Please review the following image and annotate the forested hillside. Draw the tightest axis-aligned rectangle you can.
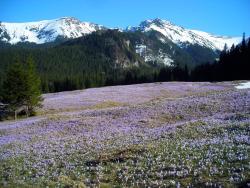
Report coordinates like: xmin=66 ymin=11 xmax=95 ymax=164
xmin=0 ymin=30 xmax=199 ymax=93
xmin=0 ymin=30 xmax=248 ymax=94
xmin=0 ymin=30 xmax=145 ymax=92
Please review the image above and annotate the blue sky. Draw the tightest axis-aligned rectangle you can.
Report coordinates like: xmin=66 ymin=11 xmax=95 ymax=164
xmin=0 ymin=0 xmax=249 ymax=36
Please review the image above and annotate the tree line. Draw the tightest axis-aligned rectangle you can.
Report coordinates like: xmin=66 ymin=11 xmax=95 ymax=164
xmin=157 ymin=34 xmax=250 ymax=82
xmin=191 ymin=33 xmax=250 ymax=81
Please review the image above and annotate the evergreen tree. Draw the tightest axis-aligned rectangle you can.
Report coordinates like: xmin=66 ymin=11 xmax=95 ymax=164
xmin=183 ymin=65 xmax=189 ymax=81
xmin=241 ymin=32 xmax=246 ymax=50
xmin=2 ymin=56 xmax=42 ymax=119
xmin=2 ymin=60 xmax=27 ymax=119
xmin=24 ymin=56 xmax=43 ymax=115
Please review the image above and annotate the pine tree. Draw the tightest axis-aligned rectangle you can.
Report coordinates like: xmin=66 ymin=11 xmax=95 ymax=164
xmin=2 ymin=60 xmax=27 ymax=119
xmin=241 ymin=32 xmax=246 ymax=50
xmin=24 ymin=56 xmax=43 ymax=115
xmin=184 ymin=65 xmax=189 ymax=81
xmin=2 ymin=56 xmax=42 ymax=119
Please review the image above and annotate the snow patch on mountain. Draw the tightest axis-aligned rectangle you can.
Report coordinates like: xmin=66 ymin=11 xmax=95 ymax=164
xmin=136 ymin=44 xmax=147 ymax=56
xmin=235 ymin=82 xmax=250 ymax=89
xmin=135 ymin=44 xmax=174 ymax=66
xmin=158 ymin=50 xmax=174 ymax=66
xmin=145 ymin=52 xmax=174 ymax=66
xmin=0 ymin=17 xmax=104 ymax=44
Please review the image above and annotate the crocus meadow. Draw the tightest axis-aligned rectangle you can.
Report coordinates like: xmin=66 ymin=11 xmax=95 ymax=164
xmin=0 ymin=82 xmax=249 ymax=187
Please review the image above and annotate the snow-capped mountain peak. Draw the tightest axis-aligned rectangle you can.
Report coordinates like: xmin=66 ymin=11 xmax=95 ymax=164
xmin=128 ymin=18 xmax=241 ymax=51
xmin=0 ymin=17 xmax=105 ymax=44
xmin=140 ymin=18 xmax=173 ymax=28
xmin=0 ymin=17 xmax=241 ymax=50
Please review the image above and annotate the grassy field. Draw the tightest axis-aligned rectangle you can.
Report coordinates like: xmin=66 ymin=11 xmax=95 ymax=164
xmin=0 ymin=82 xmax=249 ymax=187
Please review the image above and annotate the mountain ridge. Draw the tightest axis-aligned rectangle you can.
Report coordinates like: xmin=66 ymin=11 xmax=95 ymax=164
xmin=0 ymin=17 xmax=241 ymax=51
xmin=126 ymin=18 xmax=241 ymax=51
xmin=0 ymin=17 xmax=106 ymax=44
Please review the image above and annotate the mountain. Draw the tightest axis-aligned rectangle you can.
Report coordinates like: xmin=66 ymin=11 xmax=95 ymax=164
xmin=0 ymin=17 xmax=105 ymax=44
xmin=63 ymin=30 xmax=144 ymax=68
xmin=0 ymin=17 xmax=242 ymax=68
xmin=127 ymin=18 xmax=241 ymax=51
xmin=0 ymin=30 xmax=149 ymax=92
xmin=0 ymin=18 xmax=247 ymax=93
xmin=125 ymin=18 xmax=241 ymax=67
xmin=0 ymin=17 xmax=241 ymax=49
